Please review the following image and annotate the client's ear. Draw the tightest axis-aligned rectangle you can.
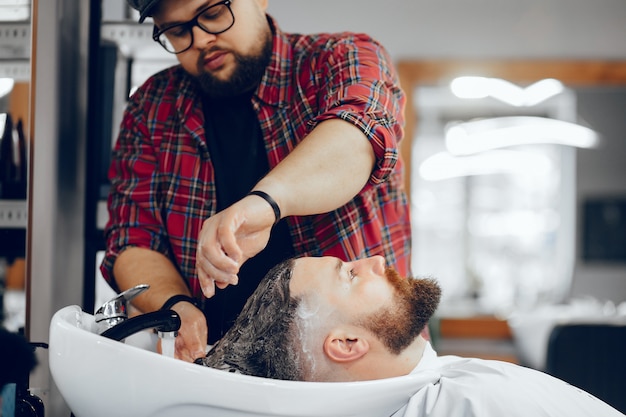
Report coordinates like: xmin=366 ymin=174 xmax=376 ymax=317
xmin=323 ymin=331 xmax=370 ymax=363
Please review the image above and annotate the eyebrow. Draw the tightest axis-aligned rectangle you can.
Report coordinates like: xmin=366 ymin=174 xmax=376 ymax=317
xmin=335 ymin=258 xmax=343 ymax=277
xmin=195 ymin=0 xmax=216 ymax=14
xmin=159 ymin=1 xmax=214 ymax=27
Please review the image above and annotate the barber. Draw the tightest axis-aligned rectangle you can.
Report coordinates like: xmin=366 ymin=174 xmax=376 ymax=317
xmin=101 ymin=0 xmax=411 ymax=362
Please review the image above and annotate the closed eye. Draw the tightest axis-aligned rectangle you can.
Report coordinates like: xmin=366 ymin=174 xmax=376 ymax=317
xmin=336 ymin=259 xmax=356 ymax=283
xmin=201 ymin=7 xmax=225 ymax=20
xmin=168 ymin=25 xmax=189 ymax=38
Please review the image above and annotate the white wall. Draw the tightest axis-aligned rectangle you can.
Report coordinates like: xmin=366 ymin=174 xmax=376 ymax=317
xmin=267 ymin=0 xmax=626 ymax=303
xmin=267 ymin=0 xmax=626 ymax=60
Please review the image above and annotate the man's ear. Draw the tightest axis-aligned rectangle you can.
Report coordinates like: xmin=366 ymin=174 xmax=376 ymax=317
xmin=323 ymin=331 xmax=370 ymax=363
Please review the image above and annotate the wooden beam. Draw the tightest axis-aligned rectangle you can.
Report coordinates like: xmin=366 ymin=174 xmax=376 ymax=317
xmin=439 ymin=316 xmax=513 ymax=340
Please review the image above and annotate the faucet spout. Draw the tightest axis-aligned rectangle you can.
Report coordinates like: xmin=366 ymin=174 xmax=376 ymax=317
xmin=100 ymin=310 xmax=181 ymax=342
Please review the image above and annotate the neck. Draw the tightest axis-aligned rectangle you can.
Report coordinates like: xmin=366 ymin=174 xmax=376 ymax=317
xmin=375 ymin=335 xmax=428 ymax=378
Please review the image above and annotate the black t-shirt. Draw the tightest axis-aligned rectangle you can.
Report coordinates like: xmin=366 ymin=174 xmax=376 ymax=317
xmin=202 ymin=92 xmax=294 ymax=344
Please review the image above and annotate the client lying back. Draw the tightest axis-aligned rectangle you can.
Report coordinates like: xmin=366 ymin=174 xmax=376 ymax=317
xmin=197 ymin=256 xmax=624 ymax=417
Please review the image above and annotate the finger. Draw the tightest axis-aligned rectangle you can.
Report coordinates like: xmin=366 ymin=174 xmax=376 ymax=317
xmin=197 ymin=253 xmax=236 ymax=283
xmin=182 ymin=330 xmax=208 ymax=361
xmin=197 ymin=253 xmax=238 ymax=287
xmin=174 ymin=342 xmax=188 ymax=361
xmin=167 ymin=341 xmax=195 ymax=362
xmin=175 ymin=336 xmax=198 ymax=363
xmin=196 ymin=264 xmax=216 ymax=298
xmin=200 ymin=276 xmax=216 ymax=298
xmin=190 ymin=344 xmax=207 ymax=361
xmin=197 ymin=219 xmax=240 ymax=274
xmin=197 ymin=238 xmax=240 ymax=277
xmin=216 ymin=219 xmax=244 ymax=265
xmin=178 ymin=347 xmax=195 ymax=363
xmin=215 ymin=280 xmax=232 ymax=290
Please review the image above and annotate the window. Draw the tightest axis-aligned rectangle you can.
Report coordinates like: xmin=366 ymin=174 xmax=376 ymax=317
xmin=411 ymin=83 xmax=582 ymax=314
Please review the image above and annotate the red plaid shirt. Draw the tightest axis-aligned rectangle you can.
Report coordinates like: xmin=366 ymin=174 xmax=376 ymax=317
xmin=101 ymin=17 xmax=411 ymax=297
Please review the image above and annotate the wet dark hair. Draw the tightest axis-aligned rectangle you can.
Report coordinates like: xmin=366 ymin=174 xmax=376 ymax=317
xmin=199 ymin=258 xmax=304 ymax=380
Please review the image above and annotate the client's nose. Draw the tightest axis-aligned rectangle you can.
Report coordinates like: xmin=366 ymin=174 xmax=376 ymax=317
xmin=354 ymin=255 xmax=386 ymax=277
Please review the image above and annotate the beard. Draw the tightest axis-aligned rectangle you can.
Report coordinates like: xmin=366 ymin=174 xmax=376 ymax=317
xmin=359 ymin=269 xmax=441 ymax=355
xmin=195 ymin=29 xmax=273 ymax=98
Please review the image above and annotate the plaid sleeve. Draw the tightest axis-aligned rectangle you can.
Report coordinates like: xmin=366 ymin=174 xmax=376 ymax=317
xmin=314 ymin=33 xmax=406 ymax=185
xmin=100 ymin=84 xmax=172 ymax=289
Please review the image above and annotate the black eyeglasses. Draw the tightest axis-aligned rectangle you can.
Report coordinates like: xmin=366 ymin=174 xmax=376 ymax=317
xmin=152 ymin=0 xmax=235 ymax=54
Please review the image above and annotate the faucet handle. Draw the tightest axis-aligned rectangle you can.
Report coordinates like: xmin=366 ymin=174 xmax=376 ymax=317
xmin=95 ymin=284 xmax=150 ymax=328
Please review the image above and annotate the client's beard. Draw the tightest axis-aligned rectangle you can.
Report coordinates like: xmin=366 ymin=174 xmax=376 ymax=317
xmin=360 ymin=269 xmax=441 ymax=355
xmin=195 ymin=31 xmax=272 ymax=98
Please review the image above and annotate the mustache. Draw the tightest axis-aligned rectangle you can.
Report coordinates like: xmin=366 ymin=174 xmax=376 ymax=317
xmin=385 ymin=267 xmax=408 ymax=288
xmin=385 ymin=267 xmax=442 ymax=308
xmin=200 ymin=46 xmax=228 ymax=57
xmin=196 ymin=46 xmax=230 ymax=68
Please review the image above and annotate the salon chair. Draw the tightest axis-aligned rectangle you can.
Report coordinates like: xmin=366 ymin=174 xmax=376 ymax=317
xmin=545 ymin=323 xmax=626 ymax=413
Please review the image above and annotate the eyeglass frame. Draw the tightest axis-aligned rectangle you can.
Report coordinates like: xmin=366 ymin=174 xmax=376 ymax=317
xmin=151 ymin=0 xmax=235 ymax=55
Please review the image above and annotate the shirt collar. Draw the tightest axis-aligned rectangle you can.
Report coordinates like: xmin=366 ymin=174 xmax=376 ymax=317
xmin=254 ymin=15 xmax=292 ymax=107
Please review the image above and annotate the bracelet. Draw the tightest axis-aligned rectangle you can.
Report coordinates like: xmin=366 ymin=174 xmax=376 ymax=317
xmin=160 ymin=294 xmax=198 ymax=311
xmin=247 ymin=190 xmax=281 ymax=226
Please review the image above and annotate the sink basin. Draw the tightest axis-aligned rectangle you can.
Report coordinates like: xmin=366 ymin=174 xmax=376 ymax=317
xmin=49 ymin=305 xmax=424 ymax=417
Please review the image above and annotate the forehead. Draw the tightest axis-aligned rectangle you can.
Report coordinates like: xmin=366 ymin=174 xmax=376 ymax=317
xmin=289 ymin=257 xmax=338 ymax=296
xmin=152 ymin=0 xmax=210 ymax=21
xmin=289 ymin=257 xmax=400 ymax=322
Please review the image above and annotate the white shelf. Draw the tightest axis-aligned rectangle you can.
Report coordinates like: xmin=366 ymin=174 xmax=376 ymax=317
xmin=0 ymin=59 xmax=29 ymax=81
xmin=0 ymin=21 xmax=30 ymax=81
xmin=101 ymin=22 xmax=177 ymax=86
xmin=0 ymin=22 xmax=30 ymax=60
xmin=0 ymin=200 xmax=28 ymax=228
xmin=101 ymin=22 xmax=172 ymax=60
xmin=101 ymin=22 xmax=152 ymax=47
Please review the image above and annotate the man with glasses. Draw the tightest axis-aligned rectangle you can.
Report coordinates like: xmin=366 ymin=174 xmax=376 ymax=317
xmin=101 ymin=0 xmax=411 ymax=363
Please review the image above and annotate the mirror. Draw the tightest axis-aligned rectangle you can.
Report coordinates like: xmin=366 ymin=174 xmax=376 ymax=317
xmin=398 ymin=60 xmax=626 ymax=312
xmin=0 ymin=16 xmax=31 ymax=335
xmin=0 ymin=9 xmax=31 ymax=416
xmin=0 ymin=81 xmax=29 ymax=331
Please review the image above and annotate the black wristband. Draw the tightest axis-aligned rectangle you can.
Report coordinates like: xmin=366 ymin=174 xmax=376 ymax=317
xmin=247 ymin=190 xmax=281 ymax=226
xmin=160 ymin=294 xmax=198 ymax=311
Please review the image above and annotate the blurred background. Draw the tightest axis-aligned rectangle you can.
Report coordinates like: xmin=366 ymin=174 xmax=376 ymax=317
xmin=0 ymin=0 xmax=625 ymax=415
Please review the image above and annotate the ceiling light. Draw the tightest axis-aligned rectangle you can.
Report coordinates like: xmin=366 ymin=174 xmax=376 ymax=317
xmin=419 ymin=150 xmax=552 ymax=181
xmin=445 ymin=116 xmax=600 ymax=156
xmin=450 ymin=77 xmax=564 ymax=107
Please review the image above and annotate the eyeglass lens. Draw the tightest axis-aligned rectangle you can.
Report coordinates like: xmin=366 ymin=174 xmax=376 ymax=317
xmin=155 ymin=2 xmax=234 ymax=54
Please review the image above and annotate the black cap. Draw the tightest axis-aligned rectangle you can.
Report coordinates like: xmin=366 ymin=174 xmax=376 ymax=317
xmin=127 ymin=0 xmax=161 ymax=23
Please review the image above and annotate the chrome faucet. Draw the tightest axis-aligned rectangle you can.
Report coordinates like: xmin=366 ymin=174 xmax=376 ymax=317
xmin=95 ymin=284 xmax=182 ymax=344
xmin=95 ymin=284 xmax=150 ymax=333
xmin=100 ymin=309 xmax=181 ymax=342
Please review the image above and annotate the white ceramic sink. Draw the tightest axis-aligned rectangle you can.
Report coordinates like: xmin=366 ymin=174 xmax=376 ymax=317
xmin=49 ymin=305 xmax=424 ymax=417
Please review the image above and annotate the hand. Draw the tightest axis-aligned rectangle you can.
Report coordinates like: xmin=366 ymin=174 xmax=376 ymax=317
xmin=158 ymin=301 xmax=207 ymax=362
xmin=196 ymin=194 xmax=276 ymax=298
